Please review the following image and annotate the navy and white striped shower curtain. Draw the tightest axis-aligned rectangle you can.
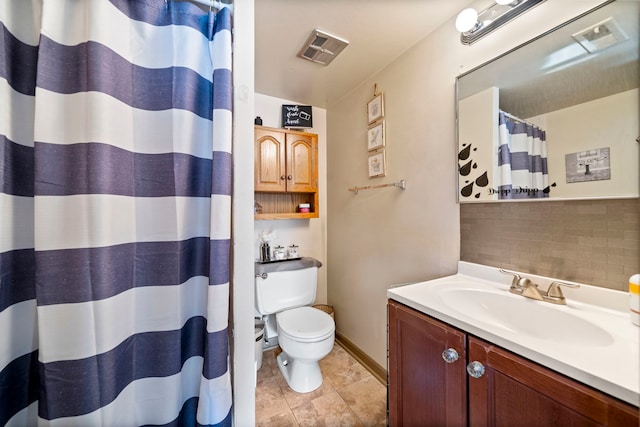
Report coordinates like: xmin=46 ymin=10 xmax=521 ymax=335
xmin=497 ymin=111 xmax=549 ymax=199
xmin=1 ymin=1 xmax=233 ymax=425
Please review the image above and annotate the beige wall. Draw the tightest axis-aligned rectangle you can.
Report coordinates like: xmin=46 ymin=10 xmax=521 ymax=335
xmin=326 ymin=0 xmax=607 ymax=368
xmin=254 ymin=93 xmax=328 ymax=304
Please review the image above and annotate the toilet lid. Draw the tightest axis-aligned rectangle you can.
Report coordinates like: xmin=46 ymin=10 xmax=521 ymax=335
xmin=276 ymin=306 xmax=335 ymax=341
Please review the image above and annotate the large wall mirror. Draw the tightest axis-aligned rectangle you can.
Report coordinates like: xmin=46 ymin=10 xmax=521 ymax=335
xmin=456 ymin=0 xmax=638 ymax=202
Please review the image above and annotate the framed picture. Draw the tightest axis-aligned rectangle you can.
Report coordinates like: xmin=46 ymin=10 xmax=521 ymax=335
xmin=368 ymin=150 xmax=386 ymax=178
xmin=565 ymin=147 xmax=610 ymax=183
xmin=367 ymin=93 xmax=384 ymax=124
xmin=367 ymin=120 xmax=385 ymax=151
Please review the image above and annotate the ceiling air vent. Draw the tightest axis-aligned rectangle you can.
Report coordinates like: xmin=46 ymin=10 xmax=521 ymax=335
xmin=572 ymin=17 xmax=629 ymax=53
xmin=297 ymin=29 xmax=349 ymax=66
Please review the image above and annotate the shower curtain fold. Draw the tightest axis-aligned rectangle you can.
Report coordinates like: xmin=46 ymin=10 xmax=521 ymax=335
xmin=1 ymin=1 xmax=232 ymax=425
xmin=497 ymin=110 xmax=549 ymax=199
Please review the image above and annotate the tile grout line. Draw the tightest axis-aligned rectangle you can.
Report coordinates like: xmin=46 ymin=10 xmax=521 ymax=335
xmin=256 ymin=344 xmax=386 ymax=426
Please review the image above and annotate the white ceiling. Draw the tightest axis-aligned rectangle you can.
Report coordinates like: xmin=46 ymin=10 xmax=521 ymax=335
xmin=254 ymin=0 xmax=475 ymax=108
xmin=458 ymin=0 xmax=639 ymax=118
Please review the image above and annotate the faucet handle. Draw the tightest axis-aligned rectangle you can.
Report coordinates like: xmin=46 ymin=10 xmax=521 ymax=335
xmin=499 ymin=269 xmax=534 ymax=291
xmin=547 ymin=281 xmax=580 ymax=300
xmin=499 ymin=269 xmax=521 ymax=288
xmin=517 ymin=277 xmax=534 ymax=288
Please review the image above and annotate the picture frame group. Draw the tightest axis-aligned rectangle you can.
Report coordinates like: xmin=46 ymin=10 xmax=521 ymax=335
xmin=367 ymin=91 xmax=386 ymax=178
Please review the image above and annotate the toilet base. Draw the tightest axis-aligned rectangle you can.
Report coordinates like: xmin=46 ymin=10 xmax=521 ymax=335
xmin=276 ymin=351 xmax=323 ymax=393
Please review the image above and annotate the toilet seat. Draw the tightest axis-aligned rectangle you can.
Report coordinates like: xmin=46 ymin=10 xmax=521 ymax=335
xmin=276 ymin=306 xmax=335 ymax=343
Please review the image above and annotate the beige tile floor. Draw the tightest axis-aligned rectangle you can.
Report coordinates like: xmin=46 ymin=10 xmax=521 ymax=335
xmin=255 ymin=343 xmax=387 ymax=426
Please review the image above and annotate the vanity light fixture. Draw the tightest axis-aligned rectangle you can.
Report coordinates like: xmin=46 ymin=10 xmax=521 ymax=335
xmin=456 ymin=0 xmax=547 ymax=45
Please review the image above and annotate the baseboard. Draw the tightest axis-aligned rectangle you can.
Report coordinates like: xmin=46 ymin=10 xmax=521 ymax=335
xmin=335 ymin=332 xmax=387 ymax=385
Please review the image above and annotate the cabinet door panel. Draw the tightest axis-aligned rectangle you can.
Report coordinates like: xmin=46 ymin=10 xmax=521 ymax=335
xmin=255 ymin=129 xmax=286 ymax=192
xmin=286 ymin=133 xmax=317 ymax=192
xmin=388 ymin=300 xmax=467 ymax=427
xmin=468 ymin=337 xmax=639 ymax=427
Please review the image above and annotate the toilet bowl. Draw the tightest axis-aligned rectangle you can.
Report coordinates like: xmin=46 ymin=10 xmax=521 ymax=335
xmin=275 ymin=306 xmax=335 ymax=393
xmin=254 ymin=257 xmax=334 ymax=393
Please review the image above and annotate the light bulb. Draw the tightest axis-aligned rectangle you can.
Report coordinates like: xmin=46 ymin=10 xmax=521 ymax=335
xmin=455 ymin=8 xmax=479 ymax=33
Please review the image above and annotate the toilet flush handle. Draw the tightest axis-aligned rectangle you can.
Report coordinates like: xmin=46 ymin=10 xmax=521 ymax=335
xmin=256 ymin=273 xmax=268 ymax=279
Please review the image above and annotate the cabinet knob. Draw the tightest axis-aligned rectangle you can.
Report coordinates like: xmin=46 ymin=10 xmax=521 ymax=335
xmin=280 ymin=175 xmax=286 ymax=180
xmin=287 ymin=175 xmax=292 ymax=180
xmin=466 ymin=361 xmax=486 ymax=378
xmin=441 ymin=348 xmax=459 ymax=364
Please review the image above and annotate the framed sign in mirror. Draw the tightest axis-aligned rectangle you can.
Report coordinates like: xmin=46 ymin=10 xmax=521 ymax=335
xmin=456 ymin=0 xmax=638 ymax=202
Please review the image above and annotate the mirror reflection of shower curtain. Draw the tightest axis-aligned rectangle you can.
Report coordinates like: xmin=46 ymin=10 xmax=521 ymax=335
xmin=497 ymin=111 xmax=549 ymax=199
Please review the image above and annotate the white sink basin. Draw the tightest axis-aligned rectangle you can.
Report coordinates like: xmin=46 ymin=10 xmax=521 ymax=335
xmin=437 ymin=287 xmax=615 ymax=347
xmin=387 ymin=262 xmax=640 ymax=406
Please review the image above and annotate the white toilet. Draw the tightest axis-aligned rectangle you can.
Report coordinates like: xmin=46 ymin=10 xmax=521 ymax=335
xmin=255 ymin=258 xmax=334 ymax=393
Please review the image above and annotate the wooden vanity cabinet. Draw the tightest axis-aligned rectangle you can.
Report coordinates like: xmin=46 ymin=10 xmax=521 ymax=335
xmin=254 ymin=126 xmax=319 ymax=219
xmin=388 ymin=300 xmax=467 ymax=427
xmin=388 ymin=299 xmax=639 ymax=427
xmin=468 ymin=337 xmax=639 ymax=427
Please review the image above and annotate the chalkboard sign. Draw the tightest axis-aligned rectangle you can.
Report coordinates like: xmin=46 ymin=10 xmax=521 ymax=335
xmin=282 ymin=105 xmax=313 ymax=128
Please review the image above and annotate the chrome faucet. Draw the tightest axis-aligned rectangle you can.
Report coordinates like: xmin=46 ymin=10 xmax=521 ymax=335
xmin=499 ymin=269 xmax=579 ymax=305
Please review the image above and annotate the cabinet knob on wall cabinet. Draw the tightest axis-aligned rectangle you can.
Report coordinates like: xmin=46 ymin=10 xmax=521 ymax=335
xmin=280 ymin=175 xmax=286 ymax=180
xmin=287 ymin=175 xmax=292 ymax=180
xmin=467 ymin=361 xmax=486 ymax=378
xmin=441 ymin=348 xmax=459 ymax=363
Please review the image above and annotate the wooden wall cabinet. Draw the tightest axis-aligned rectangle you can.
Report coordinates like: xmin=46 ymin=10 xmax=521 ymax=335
xmin=388 ymin=300 xmax=639 ymax=427
xmin=254 ymin=126 xmax=319 ymax=219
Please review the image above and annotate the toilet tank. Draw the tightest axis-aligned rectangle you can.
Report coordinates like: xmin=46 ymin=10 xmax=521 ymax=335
xmin=255 ymin=258 xmax=322 ymax=315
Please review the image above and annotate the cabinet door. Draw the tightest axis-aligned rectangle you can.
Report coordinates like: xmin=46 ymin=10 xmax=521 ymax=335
xmin=468 ymin=337 xmax=640 ymax=427
xmin=255 ymin=128 xmax=286 ymax=192
xmin=388 ymin=300 xmax=467 ymax=427
xmin=286 ymin=133 xmax=317 ymax=192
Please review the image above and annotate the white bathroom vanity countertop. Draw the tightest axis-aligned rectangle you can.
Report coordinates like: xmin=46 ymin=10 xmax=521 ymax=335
xmin=387 ymin=261 xmax=640 ymax=407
